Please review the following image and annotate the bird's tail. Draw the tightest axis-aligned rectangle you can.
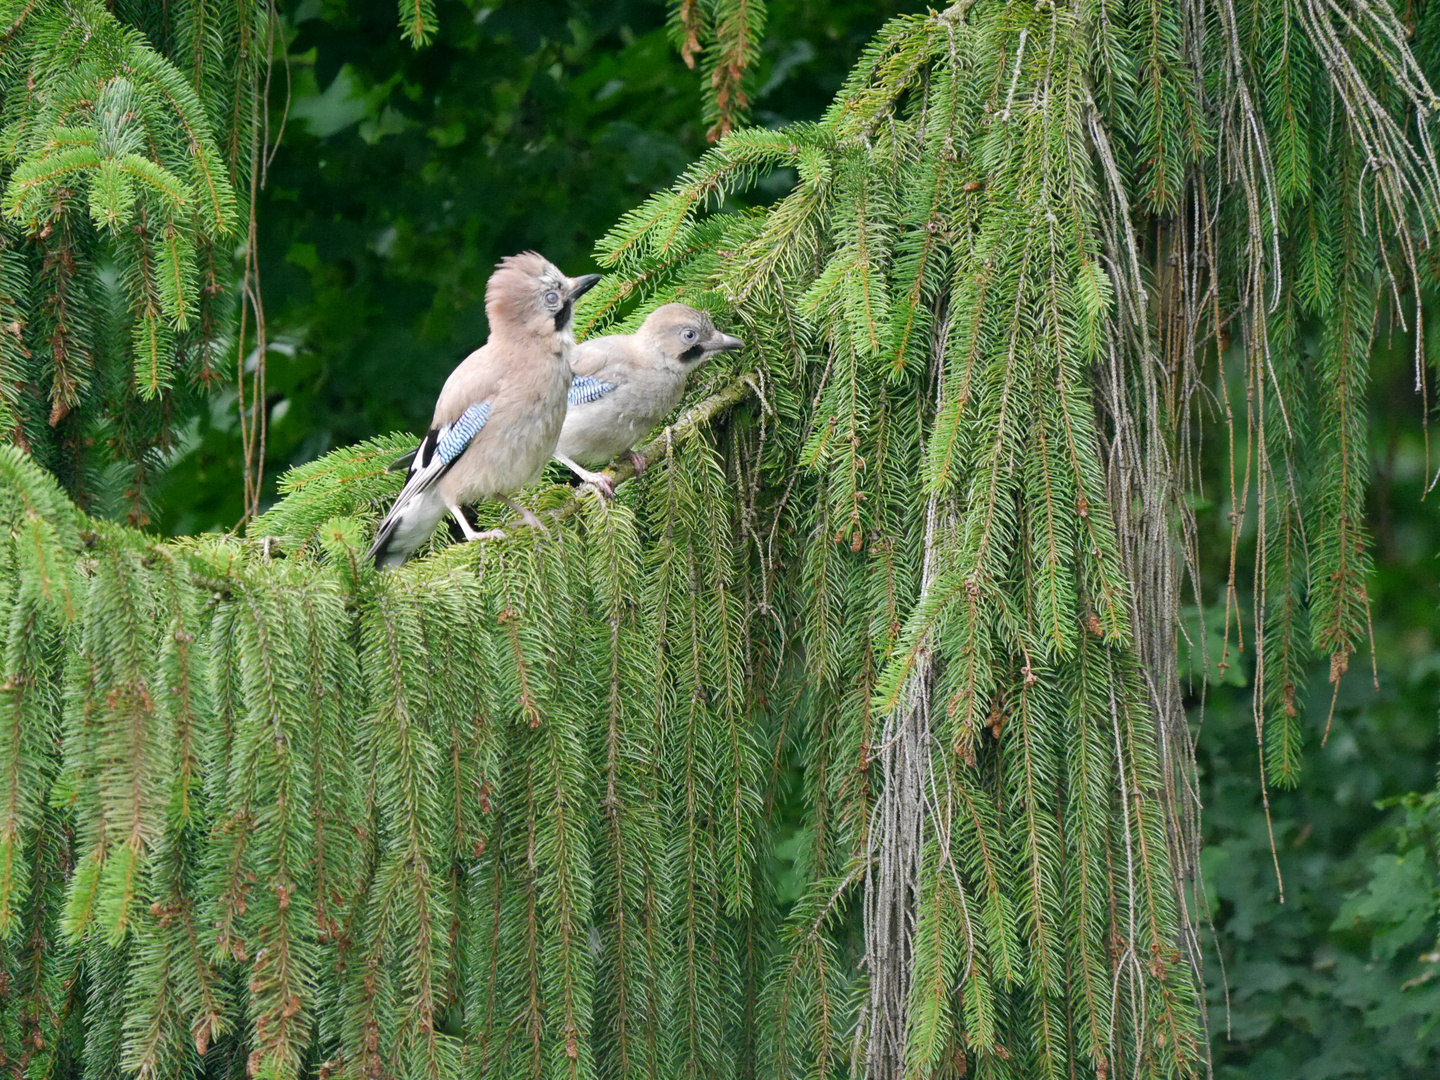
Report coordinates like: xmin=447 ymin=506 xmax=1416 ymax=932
xmin=368 ymin=486 xmax=448 ymax=569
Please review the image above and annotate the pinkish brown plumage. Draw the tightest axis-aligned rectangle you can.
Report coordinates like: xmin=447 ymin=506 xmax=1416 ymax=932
xmin=368 ymin=252 xmax=600 ymax=568
xmin=554 ymin=303 xmax=744 ymax=495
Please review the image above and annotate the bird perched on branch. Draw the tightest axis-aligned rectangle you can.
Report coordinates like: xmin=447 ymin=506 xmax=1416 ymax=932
xmin=555 ymin=303 xmax=743 ymax=496
xmin=369 ymin=252 xmax=601 ymax=568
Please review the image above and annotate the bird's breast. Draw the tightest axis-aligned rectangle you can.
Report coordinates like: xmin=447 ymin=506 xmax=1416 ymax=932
xmin=439 ymin=359 xmax=571 ymax=502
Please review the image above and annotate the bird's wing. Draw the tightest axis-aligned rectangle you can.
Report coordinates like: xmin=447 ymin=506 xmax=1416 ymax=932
xmin=569 ymin=334 xmax=644 ymax=406
xmin=573 ymin=333 xmax=644 ymax=378
xmin=433 ymin=343 xmax=507 ymax=426
xmin=382 ymin=342 xmax=510 ymax=483
xmin=568 ymin=374 xmax=616 ymax=406
xmin=395 ymin=401 xmax=494 ymax=501
xmin=368 ymin=398 xmax=493 ymax=564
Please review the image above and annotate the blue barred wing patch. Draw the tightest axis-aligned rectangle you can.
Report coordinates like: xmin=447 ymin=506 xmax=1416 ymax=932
xmin=568 ymin=375 xmax=616 ymax=406
xmin=434 ymin=402 xmax=492 ymax=465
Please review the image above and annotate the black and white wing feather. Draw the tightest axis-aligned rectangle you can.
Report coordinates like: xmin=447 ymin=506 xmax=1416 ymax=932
xmin=369 ymin=402 xmax=492 ymax=567
xmin=568 ymin=374 xmax=616 ymax=406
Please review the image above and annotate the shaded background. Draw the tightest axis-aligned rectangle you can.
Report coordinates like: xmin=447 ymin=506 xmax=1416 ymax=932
xmin=151 ymin=2 xmax=1440 ymax=1075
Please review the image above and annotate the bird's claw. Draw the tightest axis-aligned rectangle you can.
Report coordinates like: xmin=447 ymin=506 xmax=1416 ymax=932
xmin=516 ymin=507 xmax=551 ymax=535
xmin=626 ymin=450 xmax=647 ymax=477
xmin=572 ymin=465 xmax=614 ymax=498
xmin=469 ymin=528 xmax=507 ymax=542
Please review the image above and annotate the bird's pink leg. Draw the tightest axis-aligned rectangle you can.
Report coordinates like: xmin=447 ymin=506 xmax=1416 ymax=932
xmin=448 ymin=500 xmax=505 ymax=542
xmin=625 ymin=449 xmax=647 ymax=476
xmin=500 ymin=496 xmax=551 ymax=535
xmin=554 ymin=453 xmax=615 ymax=498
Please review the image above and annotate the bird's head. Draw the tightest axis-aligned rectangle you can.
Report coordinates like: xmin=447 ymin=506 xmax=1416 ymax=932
xmin=639 ymin=303 xmax=744 ymax=371
xmin=486 ymin=251 xmax=601 ymax=343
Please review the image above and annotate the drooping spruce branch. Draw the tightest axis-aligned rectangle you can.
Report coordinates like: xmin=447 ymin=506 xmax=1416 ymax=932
xmin=0 ymin=0 xmax=270 ymax=522
xmin=667 ymin=0 xmax=767 ymax=141
xmin=4 ymin=3 xmax=1440 ymax=1080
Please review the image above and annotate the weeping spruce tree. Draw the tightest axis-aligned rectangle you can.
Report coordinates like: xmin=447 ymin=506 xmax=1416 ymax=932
xmin=3 ymin=0 xmax=1440 ymax=1078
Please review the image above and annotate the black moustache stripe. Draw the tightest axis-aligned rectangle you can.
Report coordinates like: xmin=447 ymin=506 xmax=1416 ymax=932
xmin=554 ymin=298 xmax=574 ymax=332
xmin=679 ymin=343 xmax=705 ymax=363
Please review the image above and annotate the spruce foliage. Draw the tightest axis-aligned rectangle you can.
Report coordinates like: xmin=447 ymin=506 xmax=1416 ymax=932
xmin=3 ymin=3 xmax=1440 ymax=1080
xmin=0 ymin=0 xmax=266 ymax=523
xmin=667 ymin=0 xmax=768 ymax=141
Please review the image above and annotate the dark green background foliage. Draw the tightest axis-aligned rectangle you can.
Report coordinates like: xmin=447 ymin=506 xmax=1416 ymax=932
xmin=1194 ymin=336 xmax=1440 ymax=1076
xmin=0 ymin=2 xmax=1438 ymax=1078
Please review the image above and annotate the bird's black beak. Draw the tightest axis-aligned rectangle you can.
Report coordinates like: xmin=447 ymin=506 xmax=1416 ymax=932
xmin=711 ymin=333 xmax=745 ymax=352
xmin=569 ymin=273 xmax=602 ymax=300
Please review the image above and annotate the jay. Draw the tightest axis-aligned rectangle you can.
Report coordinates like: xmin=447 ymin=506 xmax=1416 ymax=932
xmin=369 ymin=252 xmax=600 ymax=568
xmin=554 ymin=303 xmax=743 ymax=496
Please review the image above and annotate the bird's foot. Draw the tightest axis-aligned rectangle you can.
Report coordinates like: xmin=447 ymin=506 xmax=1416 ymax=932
xmin=556 ymin=453 xmax=614 ymax=497
xmin=502 ymin=497 xmax=552 ymax=536
xmin=568 ymin=466 xmax=613 ymax=498
xmin=625 ymin=449 xmax=647 ymax=477
xmin=468 ymin=528 xmax=508 ymax=542
xmin=518 ymin=508 xmax=551 ymax=535
xmin=450 ymin=505 xmax=490 ymax=542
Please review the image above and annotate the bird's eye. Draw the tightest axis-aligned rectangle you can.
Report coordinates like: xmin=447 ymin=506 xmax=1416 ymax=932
xmin=545 ymin=290 xmax=560 ymax=306
xmin=681 ymin=328 xmax=698 ymax=342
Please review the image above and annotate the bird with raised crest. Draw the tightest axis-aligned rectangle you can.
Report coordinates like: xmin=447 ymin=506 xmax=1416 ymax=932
xmin=555 ymin=303 xmax=743 ymax=496
xmin=369 ymin=252 xmax=601 ymax=568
